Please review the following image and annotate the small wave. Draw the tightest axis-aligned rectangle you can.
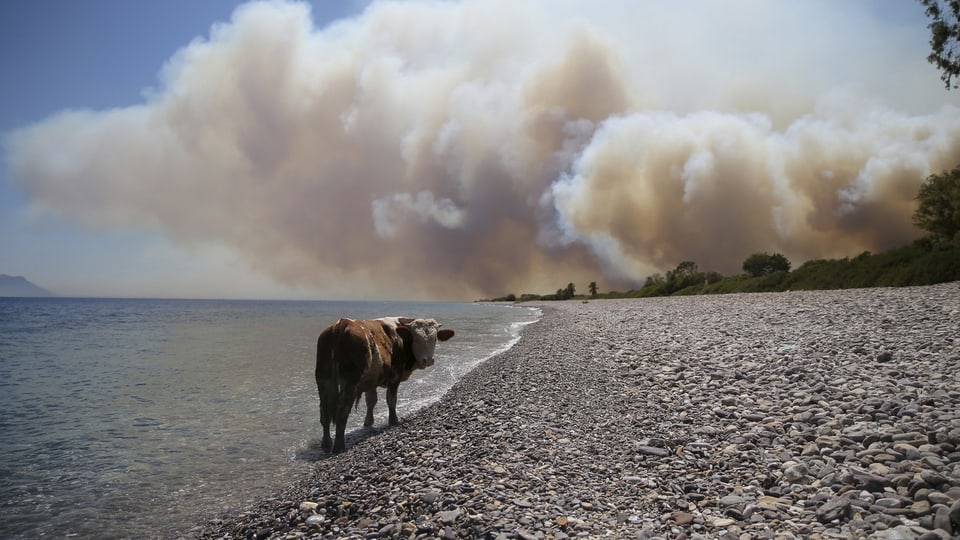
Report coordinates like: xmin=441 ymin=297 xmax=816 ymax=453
xmin=490 ymin=308 xmax=540 ymax=357
xmin=509 ymin=313 xmax=541 ymax=332
xmin=480 ymin=333 xmax=523 ymax=364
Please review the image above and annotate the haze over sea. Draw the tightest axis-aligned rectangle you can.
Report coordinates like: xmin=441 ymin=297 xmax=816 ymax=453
xmin=0 ymin=297 xmax=539 ymax=539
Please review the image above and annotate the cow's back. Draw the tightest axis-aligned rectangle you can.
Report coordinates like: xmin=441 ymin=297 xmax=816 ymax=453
xmin=317 ymin=318 xmax=367 ymax=384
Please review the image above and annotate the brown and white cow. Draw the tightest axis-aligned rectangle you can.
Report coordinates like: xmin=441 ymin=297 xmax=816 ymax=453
xmin=315 ymin=316 xmax=455 ymax=453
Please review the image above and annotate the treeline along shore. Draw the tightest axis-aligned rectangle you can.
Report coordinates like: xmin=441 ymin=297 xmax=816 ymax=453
xmin=198 ymin=282 xmax=960 ymax=539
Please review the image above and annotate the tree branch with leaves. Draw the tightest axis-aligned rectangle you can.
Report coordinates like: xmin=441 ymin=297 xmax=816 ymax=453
xmin=920 ymin=0 xmax=960 ymax=89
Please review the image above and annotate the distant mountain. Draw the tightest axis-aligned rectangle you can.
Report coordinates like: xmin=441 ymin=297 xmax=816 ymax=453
xmin=0 ymin=274 xmax=54 ymax=297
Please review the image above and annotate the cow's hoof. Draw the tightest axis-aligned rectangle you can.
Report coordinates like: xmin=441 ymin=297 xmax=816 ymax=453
xmin=388 ymin=417 xmax=400 ymax=426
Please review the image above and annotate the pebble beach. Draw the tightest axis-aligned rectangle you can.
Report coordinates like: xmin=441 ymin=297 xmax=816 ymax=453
xmin=198 ymin=283 xmax=960 ymax=539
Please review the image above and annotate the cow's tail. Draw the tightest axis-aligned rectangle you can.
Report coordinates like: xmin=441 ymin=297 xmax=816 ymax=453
xmin=317 ymin=319 xmax=343 ymax=395
xmin=316 ymin=319 xmax=341 ymax=380
xmin=330 ymin=319 xmax=344 ymax=394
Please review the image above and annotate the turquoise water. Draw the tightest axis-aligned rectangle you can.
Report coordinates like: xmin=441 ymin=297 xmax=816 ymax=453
xmin=0 ymin=298 xmax=539 ymax=538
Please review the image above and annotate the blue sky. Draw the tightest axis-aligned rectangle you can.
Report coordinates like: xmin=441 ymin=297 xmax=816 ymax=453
xmin=1 ymin=0 xmax=365 ymax=298
xmin=1 ymin=1 xmax=957 ymax=300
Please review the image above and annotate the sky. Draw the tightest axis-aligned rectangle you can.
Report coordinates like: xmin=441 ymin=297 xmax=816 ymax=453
xmin=1 ymin=0 xmax=958 ymax=300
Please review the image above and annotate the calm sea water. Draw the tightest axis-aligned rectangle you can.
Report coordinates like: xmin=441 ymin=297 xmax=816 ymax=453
xmin=0 ymin=297 xmax=539 ymax=539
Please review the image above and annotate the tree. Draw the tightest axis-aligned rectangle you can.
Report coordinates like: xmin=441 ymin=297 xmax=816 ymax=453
xmin=743 ymin=252 xmax=792 ymax=277
xmin=913 ymin=167 xmax=960 ymax=240
xmin=565 ymin=282 xmax=576 ymax=299
xmin=920 ymin=0 xmax=960 ymax=89
xmin=910 ymin=3 xmax=959 ymax=243
xmin=667 ymin=261 xmax=698 ymax=281
xmin=645 ymin=273 xmax=665 ymax=287
xmin=769 ymin=253 xmax=791 ymax=273
xmin=588 ymin=281 xmax=598 ymax=297
xmin=664 ymin=261 xmax=703 ymax=293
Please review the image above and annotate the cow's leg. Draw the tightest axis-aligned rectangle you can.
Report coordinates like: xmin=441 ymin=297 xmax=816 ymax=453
xmin=386 ymin=383 xmax=401 ymax=426
xmin=364 ymin=389 xmax=378 ymax=427
xmin=318 ymin=381 xmax=336 ymax=451
xmin=333 ymin=385 xmax=353 ymax=454
xmin=316 ymin=330 xmax=333 ymax=452
xmin=318 ymin=389 xmax=329 ymax=450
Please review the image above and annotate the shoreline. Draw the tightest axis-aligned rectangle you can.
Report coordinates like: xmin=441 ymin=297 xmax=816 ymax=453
xmin=198 ymin=283 xmax=960 ymax=539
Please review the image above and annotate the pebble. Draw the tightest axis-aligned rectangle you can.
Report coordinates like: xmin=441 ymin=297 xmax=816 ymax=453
xmin=198 ymin=283 xmax=960 ymax=539
xmin=636 ymin=445 xmax=670 ymax=457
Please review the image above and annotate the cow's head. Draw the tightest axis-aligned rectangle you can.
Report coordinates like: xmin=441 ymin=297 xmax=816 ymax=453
xmin=396 ymin=317 xmax=455 ymax=368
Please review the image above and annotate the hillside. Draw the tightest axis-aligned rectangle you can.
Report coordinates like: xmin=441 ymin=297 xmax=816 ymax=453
xmin=0 ymin=274 xmax=54 ymax=297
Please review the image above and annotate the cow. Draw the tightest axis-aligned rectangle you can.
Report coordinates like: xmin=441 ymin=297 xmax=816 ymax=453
xmin=315 ymin=316 xmax=455 ymax=453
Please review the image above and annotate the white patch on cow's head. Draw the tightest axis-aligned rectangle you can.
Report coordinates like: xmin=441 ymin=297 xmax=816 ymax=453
xmin=397 ymin=317 xmax=455 ymax=368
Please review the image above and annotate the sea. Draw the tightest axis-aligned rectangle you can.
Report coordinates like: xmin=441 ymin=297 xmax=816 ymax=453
xmin=0 ymin=297 xmax=540 ymax=539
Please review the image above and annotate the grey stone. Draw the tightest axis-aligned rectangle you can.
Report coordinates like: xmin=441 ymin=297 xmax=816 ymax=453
xmin=718 ymin=494 xmax=745 ymax=507
xmin=816 ymin=494 xmax=851 ymax=523
xmin=933 ymin=506 xmax=953 ymax=533
xmin=875 ymin=497 xmax=903 ymax=508
xmin=635 ymin=445 xmax=670 ymax=457
xmin=927 ymin=491 xmax=952 ymax=506
xmin=783 ymin=463 xmax=809 ymax=482
xmin=885 ymin=525 xmax=918 ymax=539
xmin=950 ymin=500 xmax=960 ymax=535
xmin=911 ymin=500 xmax=932 ymax=516
xmin=844 ymin=467 xmax=893 ymax=491
xmin=920 ymin=469 xmax=950 ymax=487
xmin=437 ymin=509 xmax=461 ymax=524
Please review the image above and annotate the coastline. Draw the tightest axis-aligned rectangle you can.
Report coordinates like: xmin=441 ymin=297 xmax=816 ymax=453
xmin=197 ymin=283 xmax=960 ymax=539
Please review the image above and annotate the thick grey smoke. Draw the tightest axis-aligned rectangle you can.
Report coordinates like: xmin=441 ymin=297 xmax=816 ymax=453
xmin=6 ymin=0 xmax=960 ymax=299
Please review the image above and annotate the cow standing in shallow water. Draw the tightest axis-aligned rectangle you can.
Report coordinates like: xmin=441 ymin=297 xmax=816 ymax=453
xmin=315 ymin=317 xmax=455 ymax=453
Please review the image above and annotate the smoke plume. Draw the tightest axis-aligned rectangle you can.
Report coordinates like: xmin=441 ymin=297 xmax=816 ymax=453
xmin=6 ymin=0 xmax=960 ymax=299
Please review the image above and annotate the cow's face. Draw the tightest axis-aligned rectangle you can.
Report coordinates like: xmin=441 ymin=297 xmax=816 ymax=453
xmin=399 ymin=317 xmax=455 ymax=368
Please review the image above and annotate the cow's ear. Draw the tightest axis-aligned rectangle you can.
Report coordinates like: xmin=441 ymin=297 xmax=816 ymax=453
xmin=396 ymin=325 xmax=412 ymax=343
xmin=398 ymin=317 xmax=415 ymax=326
xmin=437 ymin=328 xmax=455 ymax=341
